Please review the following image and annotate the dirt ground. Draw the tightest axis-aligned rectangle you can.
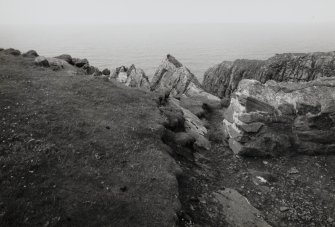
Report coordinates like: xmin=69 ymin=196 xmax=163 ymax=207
xmin=0 ymin=53 xmax=181 ymax=227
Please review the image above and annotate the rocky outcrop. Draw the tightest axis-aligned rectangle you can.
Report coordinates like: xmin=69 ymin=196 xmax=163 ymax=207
xmin=23 ymin=50 xmax=39 ymax=57
xmin=102 ymin=68 xmax=110 ymax=75
xmin=34 ymin=55 xmax=101 ymax=75
xmin=55 ymin=54 xmax=73 ymax=64
xmin=72 ymin=58 xmax=89 ymax=68
xmin=3 ymin=48 xmax=21 ymax=56
xmin=203 ymin=51 xmax=335 ymax=98
xmin=111 ymin=65 xmax=150 ymax=89
xmin=151 ymin=55 xmax=220 ymax=102
xmin=34 ymin=56 xmax=50 ymax=67
xmin=223 ymin=78 xmax=335 ymax=156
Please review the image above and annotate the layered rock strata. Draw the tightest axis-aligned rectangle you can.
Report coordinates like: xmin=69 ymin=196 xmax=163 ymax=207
xmin=151 ymin=54 xmax=220 ymax=102
xmin=203 ymin=52 xmax=335 ymax=98
xmin=223 ymin=78 xmax=335 ymax=156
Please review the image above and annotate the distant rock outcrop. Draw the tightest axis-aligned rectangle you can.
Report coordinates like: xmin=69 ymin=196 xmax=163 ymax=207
xmin=3 ymin=48 xmax=21 ymax=56
xmin=102 ymin=68 xmax=110 ymax=75
xmin=203 ymin=51 xmax=335 ymax=98
xmin=34 ymin=56 xmax=50 ymax=67
xmin=223 ymin=78 xmax=335 ymax=156
xmin=151 ymin=55 xmax=220 ymax=101
xmin=72 ymin=58 xmax=89 ymax=68
xmin=111 ymin=65 xmax=150 ymax=89
xmin=23 ymin=50 xmax=39 ymax=57
xmin=55 ymin=54 xmax=73 ymax=65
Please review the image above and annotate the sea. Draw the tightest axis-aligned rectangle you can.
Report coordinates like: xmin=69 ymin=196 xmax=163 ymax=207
xmin=1 ymin=23 xmax=335 ymax=82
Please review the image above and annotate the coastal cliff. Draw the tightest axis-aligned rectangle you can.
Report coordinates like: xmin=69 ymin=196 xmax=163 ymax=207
xmin=2 ymin=47 xmax=335 ymax=227
xmin=203 ymin=51 xmax=335 ymax=98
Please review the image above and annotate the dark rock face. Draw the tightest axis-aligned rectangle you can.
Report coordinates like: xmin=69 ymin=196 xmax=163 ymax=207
xmin=102 ymin=68 xmax=110 ymax=75
xmin=151 ymin=54 xmax=220 ymax=101
xmin=112 ymin=65 xmax=150 ymax=89
xmin=203 ymin=51 xmax=335 ymax=98
xmin=4 ymin=48 xmax=21 ymax=56
xmin=55 ymin=54 xmax=73 ymax=64
xmin=0 ymin=48 xmax=4 ymax=51
xmin=223 ymin=78 xmax=335 ymax=156
xmin=22 ymin=50 xmax=39 ymax=57
xmin=72 ymin=58 xmax=89 ymax=67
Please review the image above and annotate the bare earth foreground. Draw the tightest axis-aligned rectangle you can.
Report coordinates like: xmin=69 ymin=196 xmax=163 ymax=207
xmin=0 ymin=53 xmax=181 ymax=226
xmin=1 ymin=51 xmax=335 ymax=227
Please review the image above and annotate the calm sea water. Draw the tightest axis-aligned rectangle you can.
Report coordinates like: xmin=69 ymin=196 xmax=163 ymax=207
xmin=1 ymin=24 xmax=335 ymax=81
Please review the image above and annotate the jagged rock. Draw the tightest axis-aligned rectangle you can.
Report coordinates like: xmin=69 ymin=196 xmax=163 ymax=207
xmin=22 ymin=50 xmax=39 ymax=57
xmin=169 ymin=98 xmax=210 ymax=150
xmin=112 ymin=65 xmax=150 ymax=89
xmin=4 ymin=48 xmax=21 ymax=56
xmin=212 ymin=188 xmax=271 ymax=227
xmin=102 ymin=68 xmax=110 ymax=75
xmin=34 ymin=56 xmax=50 ymax=67
xmin=203 ymin=51 xmax=335 ymax=98
xmin=151 ymin=54 xmax=220 ymax=102
xmin=55 ymin=54 xmax=73 ymax=64
xmin=223 ymin=78 xmax=335 ymax=156
xmin=72 ymin=58 xmax=89 ymax=67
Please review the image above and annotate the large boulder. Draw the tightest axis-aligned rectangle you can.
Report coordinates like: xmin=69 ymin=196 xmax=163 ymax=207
xmin=0 ymin=48 xmax=4 ymax=51
xmin=203 ymin=51 xmax=335 ymax=99
xmin=4 ymin=48 xmax=21 ymax=56
xmin=46 ymin=58 xmax=66 ymax=71
xmin=102 ymin=68 xmax=110 ymax=75
xmin=34 ymin=56 xmax=50 ymax=67
xmin=224 ymin=78 xmax=335 ymax=156
xmin=112 ymin=65 xmax=150 ymax=89
xmin=55 ymin=54 xmax=73 ymax=64
xmin=22 ymin=50 xmax=39 ymax=57
xmin=72 ymin=58 xmax=89 ymax=67
xmin=151 ymin=54 xmax=220 ymax=102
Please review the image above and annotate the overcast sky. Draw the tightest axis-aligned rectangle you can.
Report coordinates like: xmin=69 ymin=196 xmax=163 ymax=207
xmin=0 ymin=0 xmax=335 ymax=25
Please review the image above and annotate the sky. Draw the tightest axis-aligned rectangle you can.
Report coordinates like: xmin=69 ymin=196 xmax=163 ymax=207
xmin=0 ymin=0 xmax=335 ymax=25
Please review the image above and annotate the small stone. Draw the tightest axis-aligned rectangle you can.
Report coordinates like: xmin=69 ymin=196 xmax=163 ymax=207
xmin=288 ymin=167 xmax=299 ymax=174
xmin=280 ymin=206 xmax=289 ymax=212
xmin=327 ymin=217 xmax=334 ymax=223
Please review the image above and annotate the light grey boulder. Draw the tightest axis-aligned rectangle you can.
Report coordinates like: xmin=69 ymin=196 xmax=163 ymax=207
xmin=34 ymin=56 xmax=50 ymax=67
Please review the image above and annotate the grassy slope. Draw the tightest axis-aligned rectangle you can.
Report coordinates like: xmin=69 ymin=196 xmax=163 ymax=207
xmin=0 ymin=53 xmax=181 ymax=226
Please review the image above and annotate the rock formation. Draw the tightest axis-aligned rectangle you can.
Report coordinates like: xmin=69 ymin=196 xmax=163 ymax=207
xmin=22 ymin=50 xmax=39 ymax=57
xmin=151 ymin=54 xmax=219 ymax=101
xmin=102 ymin=68 xmax=110 ymax=75
xmin=223 ymin=78 xmax=335 ymax=156
xmin=55 ymin=54 xmax=73 ymax=64
xmin=3 ymin=48 xmax=21 ymax=56
xmin=72 ymin=58 xmax=89 ymax=68
xmin=151 ymin=55 xmax=220 ymax=102
xmin=34 ymin=56 xmax=50 ymax=67
xmin=203 ymin=51 xmax=335 ymax=98
xmin=111 ymin=65 xmax=150 ymax=89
